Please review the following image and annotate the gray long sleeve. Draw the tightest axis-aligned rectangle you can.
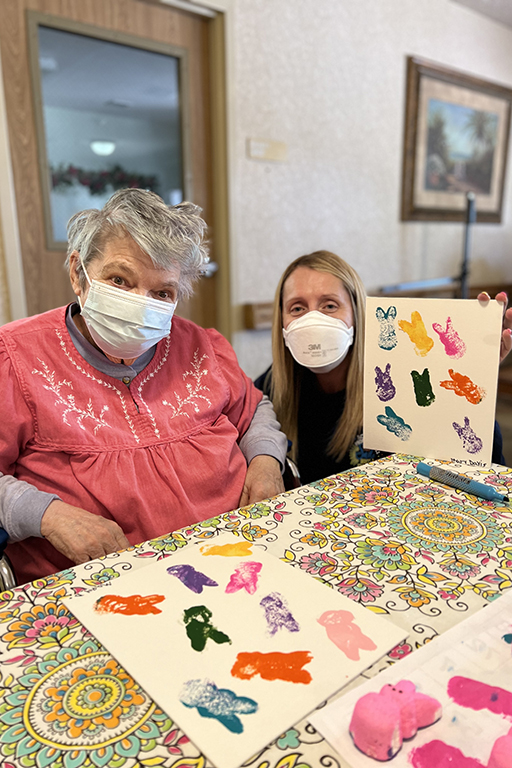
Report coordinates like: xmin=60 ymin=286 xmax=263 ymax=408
xmin=0 ymin=475 xmax=59 ymax=540
xmin=238 ymin=395 xmax=288 ymax=470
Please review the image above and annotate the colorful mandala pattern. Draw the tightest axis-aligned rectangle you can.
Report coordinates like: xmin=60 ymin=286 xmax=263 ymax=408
xmin=0 ymin=455 xmax=510 ymax=767
xmin=0 ymin=640 xmax=177 ymax=768
xmin=283 ymin=457 xmax=512 ymax=612
xmin=387 ymin=500 xmax=503 ymax=554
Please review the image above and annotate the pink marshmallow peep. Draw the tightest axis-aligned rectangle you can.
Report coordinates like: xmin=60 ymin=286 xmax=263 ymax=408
xmin=349 ymin=680 xmax=442 ymax=761
xmin=349 ymin=692 xmax=402 ymax=761
xmin=380 ymin=680 xmax=442 ymax=738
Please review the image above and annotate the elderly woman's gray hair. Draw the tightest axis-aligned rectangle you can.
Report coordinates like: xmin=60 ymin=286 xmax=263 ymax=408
xmin=66 ymin=188 xmax=209 ymax=299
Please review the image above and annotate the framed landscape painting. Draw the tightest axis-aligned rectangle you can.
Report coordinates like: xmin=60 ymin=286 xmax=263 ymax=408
xmin=401 ymin=56 xmax=512 ymax=222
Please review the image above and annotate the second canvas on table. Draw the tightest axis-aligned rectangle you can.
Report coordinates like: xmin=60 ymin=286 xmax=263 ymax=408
xmin=363 ymin=297 xmax=502 ymax=465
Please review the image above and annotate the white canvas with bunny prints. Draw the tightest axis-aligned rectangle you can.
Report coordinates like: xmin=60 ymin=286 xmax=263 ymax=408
xmin=363 ymin=297 xmax=502 ymax=466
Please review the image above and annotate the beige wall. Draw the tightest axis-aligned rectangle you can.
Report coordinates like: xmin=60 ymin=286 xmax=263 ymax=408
xmin=230 ymin=0 xmax=512 ymax=377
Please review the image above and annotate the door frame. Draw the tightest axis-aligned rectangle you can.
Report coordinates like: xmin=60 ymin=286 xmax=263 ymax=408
xmin=0 ymin=48 xmax=27 ymax=321
xmin=0 ymin=0 xmax=235 ymax=338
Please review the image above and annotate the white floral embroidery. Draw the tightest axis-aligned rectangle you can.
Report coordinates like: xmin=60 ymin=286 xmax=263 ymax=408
xmin=162 ymin=349 xmax=212 ymax=419
xmin=136 ymin=335 xmax=171 ymax=437
xmin=32 ymin=359 xmax=111 ymax=435
xmin=55 ymin=329 xmax=140 ymax=443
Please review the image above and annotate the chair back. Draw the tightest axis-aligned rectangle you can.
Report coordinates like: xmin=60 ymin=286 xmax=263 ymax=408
xmin=283 ymin=457 xmax=302 ymax=490
xmin=0 ymin=528 xmax=16 ymax=591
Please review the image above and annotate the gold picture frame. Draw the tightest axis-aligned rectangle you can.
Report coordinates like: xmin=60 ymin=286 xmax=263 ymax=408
xmin=401 ymin=56 xmax=512 ymax=222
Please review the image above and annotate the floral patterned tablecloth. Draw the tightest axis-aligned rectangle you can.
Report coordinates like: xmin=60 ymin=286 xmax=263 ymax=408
xmin=1 ymin=454 xmax=511 ymax=768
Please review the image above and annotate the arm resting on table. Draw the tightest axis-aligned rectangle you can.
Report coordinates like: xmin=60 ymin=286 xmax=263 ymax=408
xmin=0 ymin=474 xmax=130 ymax=564
xmin=41 ymin=500 xmax=130 ymax=565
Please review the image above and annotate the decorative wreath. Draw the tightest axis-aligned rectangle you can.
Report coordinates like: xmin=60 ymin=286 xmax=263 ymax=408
xmin=51 ymin=164 xmax=158 ymax=195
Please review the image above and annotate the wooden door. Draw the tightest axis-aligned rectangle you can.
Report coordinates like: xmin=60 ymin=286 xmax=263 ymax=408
xmin=0 ymin=0 xmax=222 ymax=330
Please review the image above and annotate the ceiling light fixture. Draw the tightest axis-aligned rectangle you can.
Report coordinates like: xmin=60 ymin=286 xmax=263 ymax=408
xmin=90 ymin=140 xmax=116 ymax=156
xmin=39 ymin=56 xmax=58 ymax=72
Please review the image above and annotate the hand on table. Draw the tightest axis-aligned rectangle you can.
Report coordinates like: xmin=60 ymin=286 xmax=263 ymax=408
xmin=41 ymin=500 xmax=130 ymax=565
xmin=238 ymin=455 xmax=285 ymax=507
xmin=478 ymin=291 xmax=512 ymax=363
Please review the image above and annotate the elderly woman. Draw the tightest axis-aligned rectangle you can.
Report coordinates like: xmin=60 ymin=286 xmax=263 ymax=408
xmin=256 ymin=250 xmax=512 ymax=485
xmin=0 ymin=189 xmax=286 ymax=584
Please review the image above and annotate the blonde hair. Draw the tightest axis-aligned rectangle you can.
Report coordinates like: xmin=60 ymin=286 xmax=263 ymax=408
xmin=270 ymin=251 xmax=366 ymax=463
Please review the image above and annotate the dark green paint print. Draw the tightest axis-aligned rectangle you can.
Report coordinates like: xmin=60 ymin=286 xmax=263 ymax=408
xmin=183 ymin=605 xmax=232 ymax=652
xmin=411 ymin=368 xmax=435 ymax=407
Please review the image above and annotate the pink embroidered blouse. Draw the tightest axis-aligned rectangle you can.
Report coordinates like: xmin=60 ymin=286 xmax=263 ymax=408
xmin=0 ymin=307 xmax=262 ymax=583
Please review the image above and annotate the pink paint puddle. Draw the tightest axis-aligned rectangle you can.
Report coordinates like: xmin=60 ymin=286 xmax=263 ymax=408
xmin=448 ymin=676 xmax=512 ymax=718
xmin=410 ymin=740 xmax=485 ymax=768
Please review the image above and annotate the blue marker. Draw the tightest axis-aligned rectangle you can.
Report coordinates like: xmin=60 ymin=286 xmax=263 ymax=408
xmin=416 ymin=462 xmax=509 ymax=503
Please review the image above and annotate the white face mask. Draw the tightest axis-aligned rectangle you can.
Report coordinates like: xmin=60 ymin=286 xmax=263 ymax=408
xmin=79 ymin=264 xmax=176 ymax=360
xmin=282 ymin=310 xmax=354 ymax=374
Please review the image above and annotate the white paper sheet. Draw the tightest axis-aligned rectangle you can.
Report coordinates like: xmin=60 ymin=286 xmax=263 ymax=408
xmin=310 ymin=589 xmax=512 ymax=767
xmin=363 ymin=297 xmax=502 ymax=466
xmin=64 ymin=540 xmax=407 ymax=768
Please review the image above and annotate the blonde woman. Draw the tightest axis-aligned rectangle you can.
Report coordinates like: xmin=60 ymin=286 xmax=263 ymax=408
xmin=255 ymin=250 xmax=510 ymax=484
xmin=255 ymin=251 xmax=384 ymax=484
